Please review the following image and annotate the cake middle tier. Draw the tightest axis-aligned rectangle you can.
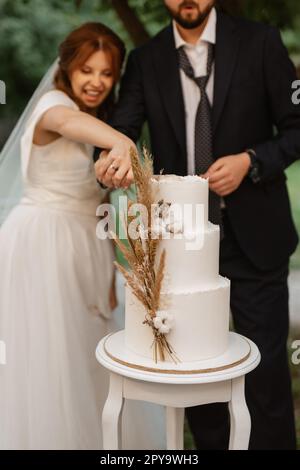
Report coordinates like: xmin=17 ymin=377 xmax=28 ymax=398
xmin=155 ymin=222 xmax=220 ymax=292
xmin=125 ymin=276 xmax=230 ymax=363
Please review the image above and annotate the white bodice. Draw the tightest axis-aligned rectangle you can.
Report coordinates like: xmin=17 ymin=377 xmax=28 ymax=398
xmin=20 ymin=89 xmax=105 ymax=216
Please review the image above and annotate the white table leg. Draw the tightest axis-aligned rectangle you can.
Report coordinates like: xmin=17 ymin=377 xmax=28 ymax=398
xmin=102 ymin=372 xmax=124 ymax=450
xmin=229 ymin=375 xmax=251 ymax=450
xmin=166 ymin=407 xmax=185 ymax=450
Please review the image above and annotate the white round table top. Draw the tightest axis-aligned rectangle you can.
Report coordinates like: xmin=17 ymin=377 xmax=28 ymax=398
xmin=96 ymin=330 xmax=260 ymax=385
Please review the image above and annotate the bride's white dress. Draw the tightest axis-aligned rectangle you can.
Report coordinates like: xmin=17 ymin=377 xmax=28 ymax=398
xmin=0 ymin=90 xmax=165 ymax=450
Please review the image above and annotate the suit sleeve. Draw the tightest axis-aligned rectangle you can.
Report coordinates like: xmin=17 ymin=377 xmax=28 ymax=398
xmin=252 ymin=26 xmax=300 ymax=182
xmin=109 ymin=50 xmax=146 ymax=143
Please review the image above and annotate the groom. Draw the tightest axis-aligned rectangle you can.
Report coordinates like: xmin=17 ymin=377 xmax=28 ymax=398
xmin=95 ymin=0 xmax=300 ymax=449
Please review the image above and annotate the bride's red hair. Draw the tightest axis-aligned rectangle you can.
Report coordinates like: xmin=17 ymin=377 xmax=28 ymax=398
xmin=54 ymin=22 xmax=126 ymax=119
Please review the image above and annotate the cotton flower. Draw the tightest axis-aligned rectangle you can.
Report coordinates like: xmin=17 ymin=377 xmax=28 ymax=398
xmin=160 ymin=202 xmax=171 ymax=220
xmin=153 ymin=310 xmax=174 ymax=334
xmin=166 ymin=220 xmax=183 ymax=234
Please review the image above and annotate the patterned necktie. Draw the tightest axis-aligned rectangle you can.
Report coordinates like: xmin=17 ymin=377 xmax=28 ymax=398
xmin=177 ymin=43 xmax=222 ymax=232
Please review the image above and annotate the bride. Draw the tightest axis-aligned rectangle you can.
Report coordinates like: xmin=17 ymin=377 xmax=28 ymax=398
xmin=0 ymin=22 xmax=165 ymax=450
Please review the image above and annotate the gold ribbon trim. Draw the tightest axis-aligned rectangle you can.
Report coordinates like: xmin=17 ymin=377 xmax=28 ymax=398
xmin=103 ymin=336 xmax=251 ymax=375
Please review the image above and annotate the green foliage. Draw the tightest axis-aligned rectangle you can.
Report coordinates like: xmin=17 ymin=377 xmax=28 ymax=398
xmin=0 ymin=0 xmax=299 ymax=117
xmin=128 ymin=0 xmax=300 ymax=33
xmin=127 ymin=0 xmax=300 ymax=62
xmin=128 ymin=0 xmax=168 ymax=35
xmin=286 ymin=162 xmax=300 ymax=269
xmin=289 ymin=332 xmax=300 ymax=449
xmin=0 ymin=0 xmax=123 ymax=116
xmin=239 ymin=0 xmax=299 ymax=28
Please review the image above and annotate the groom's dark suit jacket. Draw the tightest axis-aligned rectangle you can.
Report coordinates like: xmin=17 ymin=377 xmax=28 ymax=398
xmin=110 ymin=11 xmax=300 ymax=271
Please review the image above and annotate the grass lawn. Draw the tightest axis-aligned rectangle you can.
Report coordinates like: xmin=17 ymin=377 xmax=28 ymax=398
xmin=290 ymin=328 xmax=300 ymax=450
xmin=287 ymin=161 xmax=300 ymax=450
xmin=286 ymin=161 xmax=300 ymax=269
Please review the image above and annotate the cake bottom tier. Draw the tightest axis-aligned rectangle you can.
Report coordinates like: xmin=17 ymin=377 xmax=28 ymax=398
xmin=125 ymin=277 xmax=230 ymax=363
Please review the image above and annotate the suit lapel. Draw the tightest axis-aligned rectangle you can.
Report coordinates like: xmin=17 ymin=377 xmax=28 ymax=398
xmin=152 ymin=26 xmax=186 ymax=156
xmin=151 ymin=15 xmax=240 ymax=155
xmin=213 ymin=12 xmax=240 ymax=133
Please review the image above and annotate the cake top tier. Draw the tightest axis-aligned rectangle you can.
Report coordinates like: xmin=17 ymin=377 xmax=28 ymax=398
xmin=151 ymin=175 xmax=208 ymax=207
xmin=152 ymin=175 xmax=205 ymax=183
xmin=150 ymin=175 xmax=209 ymax=232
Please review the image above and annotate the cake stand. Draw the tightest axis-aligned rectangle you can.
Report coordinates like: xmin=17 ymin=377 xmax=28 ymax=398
xmin=96 ymin=330 xmax=260 ymax=450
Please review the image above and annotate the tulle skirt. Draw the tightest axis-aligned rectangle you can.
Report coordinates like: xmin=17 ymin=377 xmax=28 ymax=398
xmin=0 ymin=204 xmax=166 ymax=449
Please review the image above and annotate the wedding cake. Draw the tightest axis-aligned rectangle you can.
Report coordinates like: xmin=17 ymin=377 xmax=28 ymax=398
xmin=124 ymin=175 xmax=230 ymax=364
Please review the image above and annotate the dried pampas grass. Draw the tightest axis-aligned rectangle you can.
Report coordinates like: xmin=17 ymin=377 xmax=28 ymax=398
xmin=112 ymin=146 xmax=178 ymax=363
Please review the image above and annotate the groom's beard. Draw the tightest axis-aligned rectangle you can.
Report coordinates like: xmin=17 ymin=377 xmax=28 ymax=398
xmin=165 ymin=1 xmax=216 ymax=29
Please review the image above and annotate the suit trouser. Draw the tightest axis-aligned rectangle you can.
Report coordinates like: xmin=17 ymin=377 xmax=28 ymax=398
xmin=185 ymin=210 xmax=297 ymax=450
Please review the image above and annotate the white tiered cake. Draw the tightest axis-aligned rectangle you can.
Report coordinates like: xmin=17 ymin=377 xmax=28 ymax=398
xmin=125 ymin=175 xmax=230 ymax=363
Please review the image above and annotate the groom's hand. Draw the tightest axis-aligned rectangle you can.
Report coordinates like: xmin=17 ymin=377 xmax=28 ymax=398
xmin=202 ymin=153 xmax=251 ymax=197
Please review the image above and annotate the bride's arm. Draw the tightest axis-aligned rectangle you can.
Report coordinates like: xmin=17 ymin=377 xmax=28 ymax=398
xmin=36 ymin=105 xmax=134 ymax=188
xmin=37 ymin=105 xmax=132 ymax=150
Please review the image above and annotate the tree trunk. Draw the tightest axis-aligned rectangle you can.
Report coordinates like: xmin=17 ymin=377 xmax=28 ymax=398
xmin=111 ymin=0 xmax=150 ymax=46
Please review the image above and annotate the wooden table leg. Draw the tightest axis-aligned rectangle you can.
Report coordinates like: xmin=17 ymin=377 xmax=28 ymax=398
xmin=229 ymin=375 xmax=251 ymax=450
xmin=102 ymin=373 xmax=124 ymax=450
xmin=166 ymin=407 xmax=185 ymax=450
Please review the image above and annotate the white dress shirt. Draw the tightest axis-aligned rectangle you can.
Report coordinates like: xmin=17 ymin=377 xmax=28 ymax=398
xmin=173 ymin=7 xmax=216 ymax=176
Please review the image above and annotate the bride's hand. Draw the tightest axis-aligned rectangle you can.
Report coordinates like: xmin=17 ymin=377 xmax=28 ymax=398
xmin=95 ymin=139 xmax=136 ymax=189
